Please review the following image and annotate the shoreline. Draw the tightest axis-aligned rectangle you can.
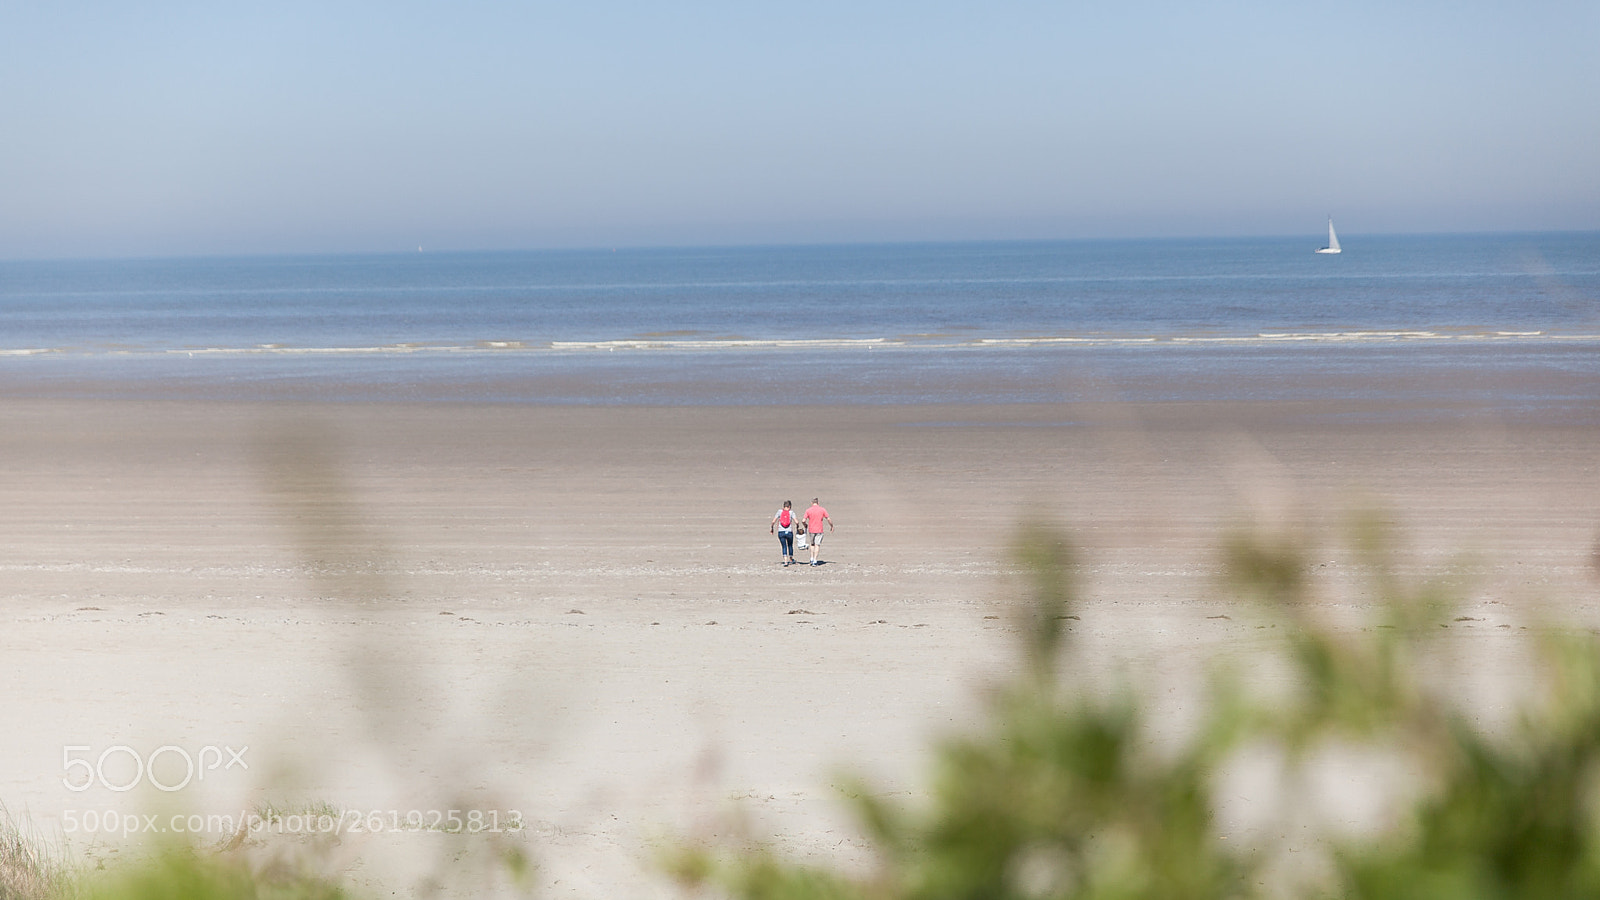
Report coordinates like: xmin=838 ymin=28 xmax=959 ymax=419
xmin=1 ymin=341 xmax=1598 ymax=423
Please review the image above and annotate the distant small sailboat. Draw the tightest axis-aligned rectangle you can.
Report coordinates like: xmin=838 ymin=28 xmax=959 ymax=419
xmin=1315 ymin=217 xmax=1341 ymax=254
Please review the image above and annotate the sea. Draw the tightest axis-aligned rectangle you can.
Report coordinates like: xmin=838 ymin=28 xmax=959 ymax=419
xmin=2 ymin=233 xmax=1597 ymax=420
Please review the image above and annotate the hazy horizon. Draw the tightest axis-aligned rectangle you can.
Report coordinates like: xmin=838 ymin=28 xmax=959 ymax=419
xmin=4 ymin=1 xmax=1597 ymax=260
xmin=8 ymin=227 xmax=1600 ymax=266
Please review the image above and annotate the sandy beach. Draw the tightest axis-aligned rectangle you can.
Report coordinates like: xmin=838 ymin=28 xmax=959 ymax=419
xmin=2 ymin=396 xmax=1598 ymax=896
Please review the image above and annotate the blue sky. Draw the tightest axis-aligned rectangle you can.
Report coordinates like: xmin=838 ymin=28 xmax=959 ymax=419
xmin=2 ymin=1 xmax=1597 ymax=257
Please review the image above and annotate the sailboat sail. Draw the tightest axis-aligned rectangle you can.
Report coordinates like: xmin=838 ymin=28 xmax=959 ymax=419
xmin=1316 ymin=217 xmax=1342 ymax=254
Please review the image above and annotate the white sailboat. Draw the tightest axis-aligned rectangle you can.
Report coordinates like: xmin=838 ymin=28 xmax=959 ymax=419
xmin=1316 ymin=217 xmax=1341 ymax=254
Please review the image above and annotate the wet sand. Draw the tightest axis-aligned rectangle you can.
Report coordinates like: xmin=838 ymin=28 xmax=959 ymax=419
xmin=2 ymin=397 xmax=1598 ymax=896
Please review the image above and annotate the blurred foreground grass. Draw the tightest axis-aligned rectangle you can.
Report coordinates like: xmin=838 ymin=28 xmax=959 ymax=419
xmin=671 ymin=520 xmax=1600 ymax=900
xmin=2 ymin=807 xmax=66 ymax=900
xmin=7 ymin=518 xmax=1600 ymax=899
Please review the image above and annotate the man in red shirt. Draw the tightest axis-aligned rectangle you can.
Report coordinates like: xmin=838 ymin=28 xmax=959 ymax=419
xmin=803 ymin=498 xmax=833 ymax=566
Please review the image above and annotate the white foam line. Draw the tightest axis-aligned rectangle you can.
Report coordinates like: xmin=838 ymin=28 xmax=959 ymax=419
xmin=985 ymin=331 xmax=1581 ymax=347
xmin=549 ymin=338 xmax=898 ymax=350
xmin=1253 ymin=331 xmax=1446 ymax=341
xmin=162 ymin=344 xmax=439 ymax=356
xmin=975 ymin=337 xmax=1159 ymax=346
xmin=7 ymin=331 xmax=1595 ymax=359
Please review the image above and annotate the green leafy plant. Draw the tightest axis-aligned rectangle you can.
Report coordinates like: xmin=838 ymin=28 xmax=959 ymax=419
xmin=74 ymin=840 xmax=354 ymax=900
xmin=671 ymin=520 xmax=1600 ymax=900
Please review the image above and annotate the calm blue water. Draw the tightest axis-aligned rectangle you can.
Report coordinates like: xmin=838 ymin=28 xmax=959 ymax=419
xmin=2 ymin=234 xmax=1597 ymax=416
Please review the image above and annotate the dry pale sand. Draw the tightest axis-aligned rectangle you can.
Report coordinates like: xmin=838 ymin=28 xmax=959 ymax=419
xmin=2 ymin=397 xmax=1598 ymax=896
